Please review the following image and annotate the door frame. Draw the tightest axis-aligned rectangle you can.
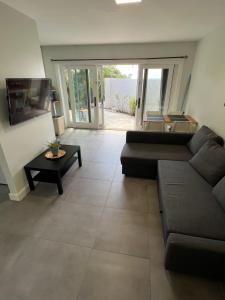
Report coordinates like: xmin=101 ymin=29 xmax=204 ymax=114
xmin=96 ymin=65 xmax=104 ymax=129
xmin=136 ymin=63 xmax=175 ymax=128
xmin=56 ymin=63 xmax=101 ymax=129
xmin=68 ymin=65 xmax=98 ymax=128
xmin=54 ymin=58 xmax=184 ymax=129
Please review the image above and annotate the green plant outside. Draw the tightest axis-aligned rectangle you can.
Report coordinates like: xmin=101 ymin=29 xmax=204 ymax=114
xmin=103 ymin=65 xmax=128 ymax=79
xmin=128 ymin=97 xmax=136 ymax=116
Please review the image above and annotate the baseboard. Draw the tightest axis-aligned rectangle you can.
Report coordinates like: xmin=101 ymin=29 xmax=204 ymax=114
xmin=9 ymin=184 xmax=30 ymax=201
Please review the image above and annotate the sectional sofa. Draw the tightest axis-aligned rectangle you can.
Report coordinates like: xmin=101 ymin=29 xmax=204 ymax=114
xmin=121 ymin=126 xmax=225 ymax=277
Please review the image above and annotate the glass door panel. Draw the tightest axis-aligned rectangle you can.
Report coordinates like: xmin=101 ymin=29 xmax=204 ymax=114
xmin=97 ymin=66 xmax=104 ymax=128
xmin=68 ymin=67 xmax=96 ymax=127
xmin=142 ymin=69 xmax=168 ymax=116
xmin=136 ymin=65 xmax=173 ymax=129
xmin=60 ymin=65 xmax=105 ymax=129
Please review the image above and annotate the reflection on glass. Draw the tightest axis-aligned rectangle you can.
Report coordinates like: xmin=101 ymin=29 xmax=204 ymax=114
xmin=64 ymin=68 xmax=96 ymax=124
xmin=72 ymin=69 xmax=91 ymax=123
xmin=143 ymin=69 xmax=162 ymax=116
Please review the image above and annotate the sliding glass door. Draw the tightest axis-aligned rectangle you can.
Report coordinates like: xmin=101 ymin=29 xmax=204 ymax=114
xmin=136 ymin=64 xmax=174 ymax=128
xmin=56 ymin=60 xmax=183 ymax=130
xmin=97 ymin=66 xmax=104 ymax=128
xmin=61 ymin=65 xmax=104 ymax=129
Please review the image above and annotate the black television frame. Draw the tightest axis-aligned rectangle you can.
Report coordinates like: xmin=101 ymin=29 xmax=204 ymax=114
xmin=6 ymin=78 xmax=51 ymax=126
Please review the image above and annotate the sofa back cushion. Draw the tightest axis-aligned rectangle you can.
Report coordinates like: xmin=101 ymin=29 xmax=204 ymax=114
xmin=213 ymin=176 xmax=225 ymax=211
xmin=187 ymin=126 xmax=224 ymax=154
xmin=189 ymin=140 xmax=225 ymax=186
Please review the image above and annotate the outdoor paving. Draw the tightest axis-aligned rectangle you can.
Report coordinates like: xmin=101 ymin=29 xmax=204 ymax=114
xmin=104 ymin=109 xmax=135 ymax=130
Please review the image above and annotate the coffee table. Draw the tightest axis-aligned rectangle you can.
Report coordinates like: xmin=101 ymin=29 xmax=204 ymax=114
xmin=24 ymin=145 xmax=82 ymax=195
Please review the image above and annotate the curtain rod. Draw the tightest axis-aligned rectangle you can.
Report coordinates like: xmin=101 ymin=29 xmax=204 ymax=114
xmin=51 ymin=55 xmax=188 ymax=62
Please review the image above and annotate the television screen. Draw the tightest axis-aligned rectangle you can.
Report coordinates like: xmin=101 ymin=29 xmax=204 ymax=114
xmin=6 ymin=78 xmax=51 ymax=125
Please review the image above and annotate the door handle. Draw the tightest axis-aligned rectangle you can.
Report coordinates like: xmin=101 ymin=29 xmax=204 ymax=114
xmin=137 ymin=98 xmax=141 ymax=108
xmin=94 ymin=97 xmax=97 ymax=107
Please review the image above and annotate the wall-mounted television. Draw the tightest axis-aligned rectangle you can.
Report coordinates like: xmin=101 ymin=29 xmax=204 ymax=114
xmin=6 ymin=78 xmax=51 ymax=126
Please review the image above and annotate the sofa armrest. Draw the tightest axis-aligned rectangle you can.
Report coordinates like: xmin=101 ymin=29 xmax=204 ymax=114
xmin=126 ymin=131 xmax=193 ymax=145
xmin=165 ymin=233 xmax=225 ymax=278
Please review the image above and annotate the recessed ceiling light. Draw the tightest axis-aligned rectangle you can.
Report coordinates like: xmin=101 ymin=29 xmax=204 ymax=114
xmin=115 ymin=0 xmax=142 ymax=5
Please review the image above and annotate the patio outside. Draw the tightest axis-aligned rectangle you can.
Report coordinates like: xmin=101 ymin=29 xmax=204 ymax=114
xmin=104 ymin=109 xmax=135 ymax=130
xmin=64 ymin=65 xmax=163 ymax=130
xmin=103 ymin=65 xmax=138 ymax=130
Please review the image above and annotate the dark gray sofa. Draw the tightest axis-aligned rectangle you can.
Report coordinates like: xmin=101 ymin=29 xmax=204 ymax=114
xmin=158 ymin=160 xmax=225 ymax=277
xmin=120 ymin=126 xmax=225 ymax=277
xmin=121 ymin=126 xmax=224 ymax=179
xmin=121 ymin=131 xmax=194 ymax=178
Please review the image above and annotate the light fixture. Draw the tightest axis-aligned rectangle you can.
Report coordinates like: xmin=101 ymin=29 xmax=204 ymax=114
xmin=115 ymin=0 xmax=142 ymax=5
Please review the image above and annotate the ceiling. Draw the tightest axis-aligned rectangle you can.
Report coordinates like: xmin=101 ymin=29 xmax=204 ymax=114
xmin=2 ymin=0 xmax=225 ymax=45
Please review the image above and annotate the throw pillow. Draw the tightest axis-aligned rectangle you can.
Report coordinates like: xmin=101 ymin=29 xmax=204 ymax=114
xmin=189 ymin=140 xmax=225 ymax=186
xmin=187 ymin=125 xmax=224 ymax=154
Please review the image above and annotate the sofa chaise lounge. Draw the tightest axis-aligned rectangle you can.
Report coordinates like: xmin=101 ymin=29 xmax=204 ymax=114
xmin=121 ymin=126 xmax=225 ymax=277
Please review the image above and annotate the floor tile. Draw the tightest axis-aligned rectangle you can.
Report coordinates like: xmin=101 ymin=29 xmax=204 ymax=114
xmin=65 ymin=178 xmax=111 ymax=207
xmin=0 ymin=198 xmax=48 ymax=236
xmin=94 ymin=208 xmax=150 ymax=258
xmin=147 ymin=181 xmax=160 ymax=213
xmin=113 ymin=164 xmax=127 ymax=182
xmin=82 ymin=149 xmax=121 ymax=164
xmin=75 ymin=162 xmax=117 ymax=181
xmin=33 ymin=202 xmax=104 ymax=247
xmin=0 ymin=184 xmax=10 ymax=203
xmin=0 ymin=232 xmax=31 ymax=275
xmin=106 ymin=180 xmax=151 ymax=212
xmin=100 ymin=207 xmax=151 ymax=228
xmin=77 ymin=250 xmax=150 ymax=300
xmin=0 ymin=237 xmax=91 ymax=300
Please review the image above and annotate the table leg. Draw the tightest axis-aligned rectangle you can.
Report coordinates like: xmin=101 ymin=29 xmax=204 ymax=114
xmin=24 ymin=168 xmax=35 ymax=191
xmin=56 ymin=172 xmax=63 ymax=195
xmin=78 ymin=149 xmax=82 ymax=167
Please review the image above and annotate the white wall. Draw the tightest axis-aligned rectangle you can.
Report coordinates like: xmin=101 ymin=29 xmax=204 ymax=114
xmin=104 ymin=78 xmax=137 ymax=113
xmin=0 ymin=2 xmax=55 ymax=200
xmin=41 ymin=42 xmax=196 ymax=111
xmin=186 ymin=24 xmax=225 ymax=139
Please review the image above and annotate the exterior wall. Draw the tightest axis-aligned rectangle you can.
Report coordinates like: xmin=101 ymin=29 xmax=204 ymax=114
xmin=104 ymin=78 xmax=137 ymax=113
xmin=104 ymin=78 xmax=161 ymax=114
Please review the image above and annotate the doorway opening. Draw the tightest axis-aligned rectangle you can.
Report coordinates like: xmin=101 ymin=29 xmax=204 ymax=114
xmin=63 ymin=66 xmax=103 ymax=129
xmin=103 ymin=65 xmax=138 ymax=130
xmin=57 ymin=59 xmax=183 ymax=131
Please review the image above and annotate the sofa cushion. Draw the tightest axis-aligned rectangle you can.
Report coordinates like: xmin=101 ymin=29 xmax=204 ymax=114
xmin=121 ymin=143 xmax=192 ymax=167
xmin=213 ymin=176 xmax=225 ymax=212
xmin=158 ymin=160 xmax=225 ymax=241
xmin=189 ymin=140 xmax=225 ymax=186
xmin=126 ymin=131 xmax=193 ymax=145
xmin=187 ymin=125 xmax=224 ymax=154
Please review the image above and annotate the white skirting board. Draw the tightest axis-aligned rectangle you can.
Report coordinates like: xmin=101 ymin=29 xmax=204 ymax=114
xmin=9 ymin=184 xmax=30 ymax=201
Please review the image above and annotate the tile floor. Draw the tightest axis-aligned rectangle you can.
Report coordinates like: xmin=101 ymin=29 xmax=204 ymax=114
xmin=0 ymin=129 xmax=224 ymax=300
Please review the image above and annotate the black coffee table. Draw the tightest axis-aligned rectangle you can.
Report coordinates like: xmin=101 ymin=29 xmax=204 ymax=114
xmin=24 ymin=145 xmax=82 ymax=195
